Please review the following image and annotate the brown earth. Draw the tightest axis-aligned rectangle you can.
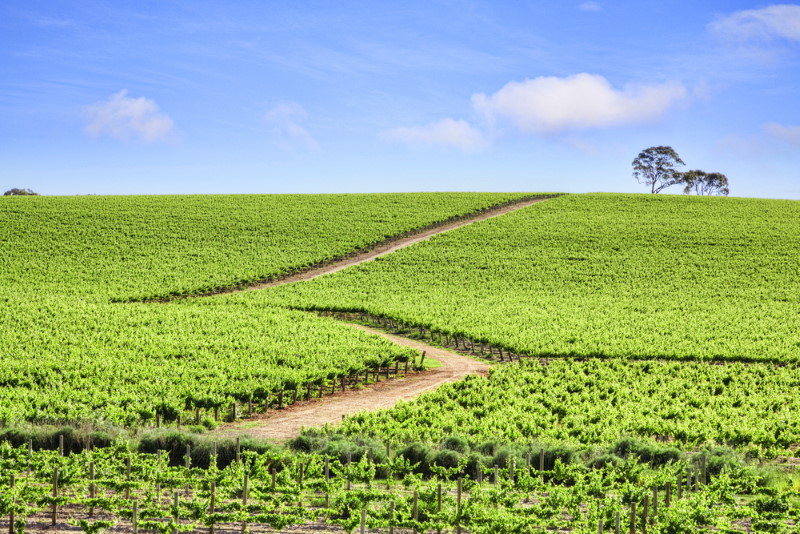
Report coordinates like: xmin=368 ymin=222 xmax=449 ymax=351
xmin=214 ymin=324 xmax=490 ymax=441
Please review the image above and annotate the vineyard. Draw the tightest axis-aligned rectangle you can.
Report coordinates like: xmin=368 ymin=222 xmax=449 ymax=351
xmin=0 ymin=193 xmax=529 ymax=301
xmin=2 ymin=191 xmax=800 ymax=532
xmin=332 ymin=358 xmax=800 ymax=456
xmin=0 ymin=193 xmax=531 ymax=428
xmin=0 ymin=301 xmax=420 ymax=427
xmin=0 ymin=442 xmax=797 ymax=533
xmin=256 ymin=193 xmax=800 ymax=362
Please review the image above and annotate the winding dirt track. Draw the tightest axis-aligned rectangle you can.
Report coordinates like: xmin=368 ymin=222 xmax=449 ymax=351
xmin=214 ymin=197 xmax=551 ymax=440
xmin=246 ymin=196 xmax=549 ymax=290
xmin=215 ymin=325 xmax=489 ymax=441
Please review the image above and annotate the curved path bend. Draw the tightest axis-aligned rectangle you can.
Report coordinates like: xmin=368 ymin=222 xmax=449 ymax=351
xmin=215 ymin=324 xmax=490 ymax=441
xmin=215 ymin=196 xmax=552 ymax=439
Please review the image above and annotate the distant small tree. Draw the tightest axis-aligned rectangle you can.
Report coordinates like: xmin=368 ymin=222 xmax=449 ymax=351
xmin=679 ymin=170 xmax=730 ymax=196
xmin=3 ymin=188 xmax=39 ymax=196
xmin=632 ymin=146 xmax=685 ymax=194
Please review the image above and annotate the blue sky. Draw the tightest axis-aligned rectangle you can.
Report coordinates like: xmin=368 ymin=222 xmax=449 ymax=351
xmin=1 ymin=1 xmax=799 ymax=198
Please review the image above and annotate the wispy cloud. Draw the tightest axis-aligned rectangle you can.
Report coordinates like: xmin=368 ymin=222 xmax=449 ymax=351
xmin=471 ymin=73 xmax=686 ymax=134
xmin=764 ymin=122 xmax=800 ymax=145
xmin=84 ymin=90 xmax=174 ymax=142
xmin=382 ymin=118 xmax=486 ymax=152
xmin=709 ymin=4 xmax=800 ymax=42
xmin=578 ymin=2 xmax=602 ymax=12
xmin=264 ymin=102 xmax=318 ymax=152
xmin=31 ymin=17 xmax=77 ymax=28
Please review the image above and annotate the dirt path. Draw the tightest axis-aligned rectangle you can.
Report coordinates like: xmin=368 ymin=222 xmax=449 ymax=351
xmin=246 ymin=196 xmax=549 ymax=290
xmin=214 ymin=324 xmax=490 ymax=441
xmin=213 ymin=197 xmax=549 ymax=440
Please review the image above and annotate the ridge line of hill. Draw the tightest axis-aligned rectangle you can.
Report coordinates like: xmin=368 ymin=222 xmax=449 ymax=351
xmin=145 ymin=193 xmax=559 ymax=302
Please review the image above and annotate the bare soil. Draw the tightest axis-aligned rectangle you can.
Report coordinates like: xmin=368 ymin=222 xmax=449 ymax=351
xmin=214 ymin=324 xmax=490 ymax=441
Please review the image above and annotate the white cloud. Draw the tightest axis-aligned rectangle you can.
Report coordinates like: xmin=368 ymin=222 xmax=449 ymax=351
xmin=764 ymin=122 xmax=800 ymax=145
xmin=264 ymin=102 xmax=318 ymax=152
xmin=85 ymin=90 xmax=174 ymax=142
xmin=382 ymin=118 xmax=486 ymax=152
xmin=471 ymin=73 xmax=686 ymax=134
xmin=710 ymin=5 xmax=800 ymax=42
xmin=578 ymin=2 xmax=602 ymax=12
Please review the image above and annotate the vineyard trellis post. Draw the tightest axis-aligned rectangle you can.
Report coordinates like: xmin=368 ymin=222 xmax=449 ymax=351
xmin=8 ymin=473 xmax=14 ymax=534
xmin=652 ymin=487 xmax=658 ymax=519
xmin=89 ymin=461 xmax=96 ymax=516
xmin=642 ymin=494 xmax=649 ymax=533
xmin=701 ymin=455 xmax=707 ymax=485
xmin=456 ymin=478 xmax=462 ymax=534
xmin=51 ymin=467 xmax=59 ymax=525
xmin=208 ymin=482 xmax=216 ymax=534
xmin=241 ymin=473 xmax=249 ymax=534
xmin=628 ymin=502 xmax=635 ymax=534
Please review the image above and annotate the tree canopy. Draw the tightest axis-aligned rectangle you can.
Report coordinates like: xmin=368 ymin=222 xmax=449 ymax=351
xmin=679 ymin=170 xmax=730 ymax=196
xmin=632 ymin=146 xmax=685 ymax=194
xmin=3 ymin=188 xmax=39 ymax=196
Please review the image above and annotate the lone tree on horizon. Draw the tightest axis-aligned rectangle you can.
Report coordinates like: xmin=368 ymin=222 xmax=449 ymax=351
xmin=679 ymin=170 xmax=730 ymax=196
xmin=632 ymin=146 xmax=685 ymax=194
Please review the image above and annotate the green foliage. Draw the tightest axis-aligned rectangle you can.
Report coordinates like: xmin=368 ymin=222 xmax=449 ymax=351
xmin=0 ymin=193 xmax=527 ymax=426
xmin=332 ymin=358 xmax=800 ymax=454
xmin=0 ymin=300 xmax=418 ymax=426
xmin=632 ymin=146 xmax=685 ymax=193
xmin=680 ymin=169 xmax=730 ymax=196
xmin=2 ymin=188 xmax=38 ymax=196
xmin=69 ymin=519 xmax=116 ymax=534
xmin=0 ymin=443 xmax=796 ymax=533
xmin=1 ymin=192 xmax=527 ymax=301
xmin=260 ymin=193 xmax=800 ymax=363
